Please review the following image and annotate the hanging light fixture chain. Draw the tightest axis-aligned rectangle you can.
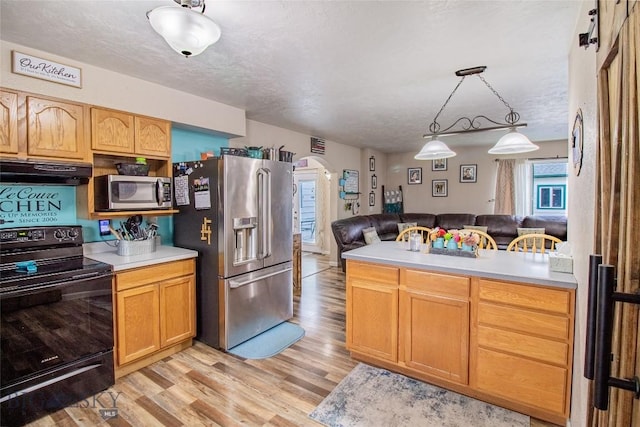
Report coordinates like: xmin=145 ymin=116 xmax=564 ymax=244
xmin=477 ymin=74 xmax=520 ymax=125
xmin=429 ymin=76 xmax=466 ymax=134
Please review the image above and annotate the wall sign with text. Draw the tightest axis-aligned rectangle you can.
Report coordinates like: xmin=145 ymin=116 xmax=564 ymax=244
xmin=0 ymin=185 xmax=76 ymax=228
xmin=12 ymin=50 xmax=82 ymax=88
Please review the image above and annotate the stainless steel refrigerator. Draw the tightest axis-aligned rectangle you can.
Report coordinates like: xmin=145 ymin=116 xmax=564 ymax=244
xmin=172 ymin=156 xmax=293 ymax=350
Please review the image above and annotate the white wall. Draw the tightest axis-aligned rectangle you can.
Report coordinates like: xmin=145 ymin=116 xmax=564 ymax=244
xmin=231 ymin=119 xmax=362 ymax=265
xmin=567 ymin=1 xmax=598 ymax=425
xmin=0 ymin=41 xmax=246 ymax=137
xmin=386 ymin=140 xmax=567 ymax=213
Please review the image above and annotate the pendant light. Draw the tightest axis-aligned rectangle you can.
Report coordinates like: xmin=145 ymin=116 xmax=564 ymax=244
xmin=418 ymin=66 xmax=539 ymax=160
xmin=488 ymin=129 xmax=539 ymax=154
xmin=147 ymin=0 xmax=221 ymax=58
xmin=414 ymin=137 xmax=456 ymax=160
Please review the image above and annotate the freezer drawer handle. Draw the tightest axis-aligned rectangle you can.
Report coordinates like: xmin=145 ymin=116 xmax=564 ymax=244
xmin=228 ymin=267 xmax=293 ymax=289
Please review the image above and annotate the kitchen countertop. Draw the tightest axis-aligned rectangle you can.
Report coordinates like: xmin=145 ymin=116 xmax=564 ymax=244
xmin=84 ymin=242 xmax=198 ymax=272
xmin=342 ymin=241 xmax=577 ymax=289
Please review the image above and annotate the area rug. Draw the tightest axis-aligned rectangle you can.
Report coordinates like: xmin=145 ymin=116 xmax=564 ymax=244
xmin=309 ymin=363 xmax=529 ymax=427
xmin=227 ymin=322 xmax=305 ymax=359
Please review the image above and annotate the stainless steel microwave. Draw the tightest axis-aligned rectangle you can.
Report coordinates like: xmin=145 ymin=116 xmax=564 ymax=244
xmin=94 ymin=175 xmax=172 ymax=211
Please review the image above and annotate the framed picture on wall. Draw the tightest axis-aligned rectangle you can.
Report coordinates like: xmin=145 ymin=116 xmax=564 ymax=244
xmin=432 ymin=158 xmax=447 ymax=171
xmin=432 ymin=179 xmax=448 ymax=197
xmin=369 ymin=191 xmax=375 ymax=206
xmin=408 ymin=167 xmax=422 ymax=185
xmin=369 ymin=156 xmax=376 ymax=171
xmin=460 ymin=164 xmax=477 ymax=183
xmin=371 ymin=174 xmax=377 ymax=189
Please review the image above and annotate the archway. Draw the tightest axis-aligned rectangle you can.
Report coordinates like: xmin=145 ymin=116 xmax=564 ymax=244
xmin=293 ymin=156 xmax=335 ymax=257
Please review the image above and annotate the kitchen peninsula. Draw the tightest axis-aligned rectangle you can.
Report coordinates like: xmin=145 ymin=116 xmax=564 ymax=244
xmin=343 ymin=242 xmax=577 ymax=425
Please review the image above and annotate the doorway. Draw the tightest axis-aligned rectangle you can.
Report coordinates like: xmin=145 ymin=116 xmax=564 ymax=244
xmin=294 ymin=170 xmax=320 ymax=252
xmin=293 ymin=158 xmax=330 ymax=254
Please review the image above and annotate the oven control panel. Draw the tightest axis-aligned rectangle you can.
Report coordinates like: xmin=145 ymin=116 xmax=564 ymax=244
xmin=0 ymin=226 xmax=83 ymax=246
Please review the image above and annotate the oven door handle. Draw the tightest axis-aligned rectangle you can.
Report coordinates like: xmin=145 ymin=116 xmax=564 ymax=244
xmin=0 ymin=271 xmax=113 ymax=297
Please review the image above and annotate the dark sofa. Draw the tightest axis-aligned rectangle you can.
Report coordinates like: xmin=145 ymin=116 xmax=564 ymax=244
xmin=331 ymin=213 xmax=567 ymax=271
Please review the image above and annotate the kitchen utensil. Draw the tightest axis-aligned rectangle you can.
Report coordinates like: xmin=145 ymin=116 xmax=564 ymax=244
xmin=108 ymin=225 xmax=122 ymax=240
xmin=245 ymin=146 xmax=264 ymax=159
xmin=263 ymin=147 xmax=276 ymax=160
xmin=278 ymin=150 xmax=295 ymax=162
xmin=220 ymin=147 xmax=248 ymax=157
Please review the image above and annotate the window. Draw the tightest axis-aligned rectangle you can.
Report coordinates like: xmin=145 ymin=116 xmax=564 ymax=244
xmin=537 ymin=184 xmax=566 ymax=210
xmin=531 ymin=161 xmax=568 ymax=215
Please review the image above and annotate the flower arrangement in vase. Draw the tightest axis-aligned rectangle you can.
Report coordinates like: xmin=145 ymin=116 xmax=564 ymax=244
xmin=461 ymin=231 xmax=480 ymax=252
xmin=430 ymin=227 xmax=462 ymax=249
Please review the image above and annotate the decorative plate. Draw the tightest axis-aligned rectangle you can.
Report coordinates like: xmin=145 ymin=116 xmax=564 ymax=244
xmin=572 ymin=109 xmax=584 ymax=176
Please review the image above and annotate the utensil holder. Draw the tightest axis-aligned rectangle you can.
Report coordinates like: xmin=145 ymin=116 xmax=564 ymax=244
xmin=116 ymin=238 xmax=157 ymax=256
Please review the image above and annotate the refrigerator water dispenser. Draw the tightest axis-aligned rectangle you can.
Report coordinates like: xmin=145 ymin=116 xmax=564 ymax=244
xmin=233 ymin=217 xmax=257 ymax=263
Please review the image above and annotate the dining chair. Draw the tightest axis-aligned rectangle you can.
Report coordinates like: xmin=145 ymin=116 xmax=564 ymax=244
xmin=396 ymin=226 xmax=432 ymax=243
xmin=507 ymin=233 xmax=562 ymax=254
xmin=463 ymin=229 xmax=498 ymax=250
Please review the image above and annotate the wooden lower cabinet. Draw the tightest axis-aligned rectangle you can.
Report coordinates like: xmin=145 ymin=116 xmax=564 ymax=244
xmin=470 ymin=278 xmax=575 ymax=422
xmin=115 ymin=259 xmax=195 ymax=373
xmin=346 ymin=261 xmax=399 ymax=362
xmin=292 ymin=233 xmax=302 ymax=295
xmin=345 ymin=260 xmax=575 ymax=425
xmin=116 ymin=284 xmax=160 ymax=364
xmin=400 ymin=269 xmax=469 ymax=384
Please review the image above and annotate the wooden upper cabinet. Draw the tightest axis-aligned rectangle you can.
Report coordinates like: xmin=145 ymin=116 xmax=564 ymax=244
xmin=91 ymin=108 xmax=134 ymax=154
xmin=26 ymin=96 xmax=85 ymax=160
xmin=0 ymin=90 xmax=19 ymax=154
xmin=134 ymin=116 xmax=171 ymax=158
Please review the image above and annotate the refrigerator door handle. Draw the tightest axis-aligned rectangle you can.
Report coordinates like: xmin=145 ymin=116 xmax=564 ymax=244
xmin=265 ymin=168 xmax=272 ymax=258
xmin=257 ymin=168 xmax=268 ymax=259
xmin=228 ymin=267 xmax=293 ymax=289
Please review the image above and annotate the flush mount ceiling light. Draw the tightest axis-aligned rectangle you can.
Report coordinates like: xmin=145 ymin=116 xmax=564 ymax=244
xmin=147 ymin=0 xmax=221 ymax=58
xmin=415 ymin=66 xmax=539 ymax=160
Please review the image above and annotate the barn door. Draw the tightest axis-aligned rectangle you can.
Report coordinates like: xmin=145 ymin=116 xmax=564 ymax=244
xmin=591 ymin=3 xmax=640 ymax=426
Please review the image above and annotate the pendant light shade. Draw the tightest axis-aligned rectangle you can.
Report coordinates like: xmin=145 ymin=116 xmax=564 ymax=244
xmin=414 ymin=138 xmax=457 ymax=160
xmin=488 ymin=129 xmax=539 ymax=154
xmin=147 ymin=2 xmax=221 ymax=57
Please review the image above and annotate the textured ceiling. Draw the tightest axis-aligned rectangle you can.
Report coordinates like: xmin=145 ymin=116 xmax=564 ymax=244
xmin=0 ymin=0 xmax=582 ymax=153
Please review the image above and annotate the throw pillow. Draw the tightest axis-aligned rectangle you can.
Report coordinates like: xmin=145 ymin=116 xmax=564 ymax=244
xmin=363 ymin=227 xmax=381 ymax=245
xmin=517 ymin=227 xmax=546 ymax=248
xmin=397 ymin=222 xmax=418 ymax=233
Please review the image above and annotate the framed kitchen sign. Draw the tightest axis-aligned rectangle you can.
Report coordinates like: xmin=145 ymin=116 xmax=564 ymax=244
xmin=12 ymin=51 xmax=82 ymax=88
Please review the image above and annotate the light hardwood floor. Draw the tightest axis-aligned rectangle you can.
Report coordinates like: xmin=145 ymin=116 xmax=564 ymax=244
xmin=27 ymin=255 xmax=559 ymax=426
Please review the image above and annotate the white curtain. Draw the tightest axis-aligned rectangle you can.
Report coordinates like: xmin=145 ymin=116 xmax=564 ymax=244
xmin=514 ymin=159 xmax=532 ymax=216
